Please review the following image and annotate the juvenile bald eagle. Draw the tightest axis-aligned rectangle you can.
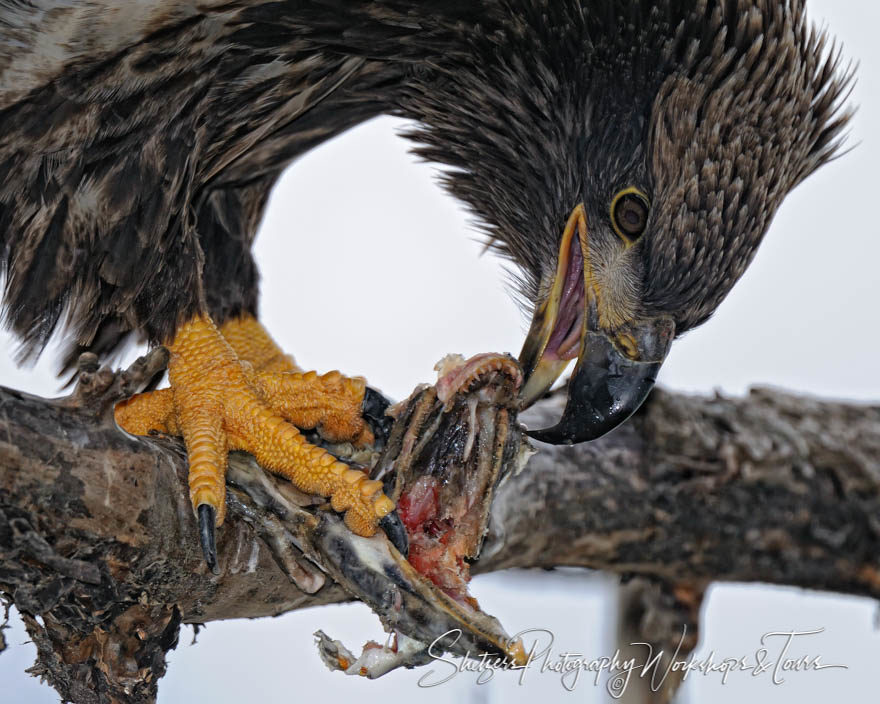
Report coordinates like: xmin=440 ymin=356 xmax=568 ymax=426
xmin=0 ymin=1 xmax=852 ymax=567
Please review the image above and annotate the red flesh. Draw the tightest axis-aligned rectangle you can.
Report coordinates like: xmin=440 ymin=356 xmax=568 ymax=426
xmin=397 ymin=476 xmax=475 ymax=605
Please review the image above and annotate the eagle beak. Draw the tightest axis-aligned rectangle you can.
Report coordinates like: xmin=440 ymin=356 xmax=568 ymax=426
xmin=518 ymin=204 xmax=674 ymax=444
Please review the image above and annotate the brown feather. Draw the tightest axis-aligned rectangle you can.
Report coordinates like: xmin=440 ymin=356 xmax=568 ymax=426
xmin=0 ymin=1 xmax=853 ymax=369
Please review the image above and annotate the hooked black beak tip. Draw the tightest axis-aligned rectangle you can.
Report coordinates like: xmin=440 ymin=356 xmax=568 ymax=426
xmin=526 ymin=332 xmax=665 ymax=445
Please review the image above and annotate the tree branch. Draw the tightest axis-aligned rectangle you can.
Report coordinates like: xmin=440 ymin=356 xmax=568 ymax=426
xmin=1 ymin=363 xmax=878 ymax=703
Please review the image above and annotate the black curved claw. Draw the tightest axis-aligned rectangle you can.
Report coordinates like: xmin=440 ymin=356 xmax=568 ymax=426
xmin=379 ymin=510 xmax=409 ymax=557
xmin=198 ymin=504 xmax=220 ymax=575
xmin=362 ymin=386 xmax=394 ymax=445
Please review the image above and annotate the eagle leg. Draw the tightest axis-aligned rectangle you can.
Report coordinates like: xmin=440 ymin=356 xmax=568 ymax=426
xmin=114 ymin=314 xmax=395 ymax=571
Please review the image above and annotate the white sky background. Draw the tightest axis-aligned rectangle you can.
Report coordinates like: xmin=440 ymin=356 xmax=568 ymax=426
xmin=1 ymin=0 xmax=879 ymax=702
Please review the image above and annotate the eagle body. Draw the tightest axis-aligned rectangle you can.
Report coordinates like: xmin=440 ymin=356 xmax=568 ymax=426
xmin=0 ymin=1 xmax=850 ymax=371
xmin=0 ymin=1 xmax=401 ymax=364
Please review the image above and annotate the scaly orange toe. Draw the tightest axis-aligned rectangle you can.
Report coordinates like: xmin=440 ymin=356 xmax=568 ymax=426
xmin=114 ymin=313 xmax=394 ymax=565
xmin=219 ymin=314 xmax=301 ymax=374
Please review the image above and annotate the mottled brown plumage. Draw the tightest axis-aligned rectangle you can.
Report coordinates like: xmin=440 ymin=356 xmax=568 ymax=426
xmin=0 ymin=1 xmax=852 ymax=378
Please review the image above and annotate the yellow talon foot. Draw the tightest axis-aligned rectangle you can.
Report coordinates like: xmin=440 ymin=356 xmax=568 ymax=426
xmin=113 ymin=313 xmax=395 ymax=567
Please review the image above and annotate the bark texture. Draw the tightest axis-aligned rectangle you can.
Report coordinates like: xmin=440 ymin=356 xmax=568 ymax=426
xmin=1 ymin=361 xmax=878 ymax=703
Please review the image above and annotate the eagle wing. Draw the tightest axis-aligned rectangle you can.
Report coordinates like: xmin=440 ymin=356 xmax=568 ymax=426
xmin=0 ymin=1 xmax=435 ymax=366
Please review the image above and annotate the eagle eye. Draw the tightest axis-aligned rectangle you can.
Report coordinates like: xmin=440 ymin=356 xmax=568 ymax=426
xmin=611 ymin=188 xmax=650 ymax=243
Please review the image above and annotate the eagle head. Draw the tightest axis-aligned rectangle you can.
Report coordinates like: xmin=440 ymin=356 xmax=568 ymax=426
xmin=402 ymin=1 xmax=853 ymax=443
